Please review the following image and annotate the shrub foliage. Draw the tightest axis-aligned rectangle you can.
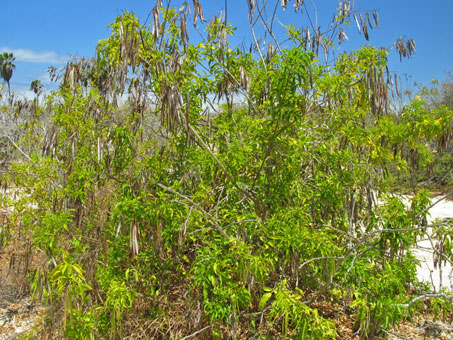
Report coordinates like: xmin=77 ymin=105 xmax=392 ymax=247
xmin=1 ymin=1 xmax=452 ymax=339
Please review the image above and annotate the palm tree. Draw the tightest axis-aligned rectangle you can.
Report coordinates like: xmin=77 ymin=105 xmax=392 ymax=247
xmin=30 ymin=79 xmax=43 ymax=96
xmin=0 ymin=52 xmax=16 ymax=94
xmin=30 ymin=79 xmax=43 ymax=113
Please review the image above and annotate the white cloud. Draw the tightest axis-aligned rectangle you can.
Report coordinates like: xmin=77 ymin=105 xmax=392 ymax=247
xmin=38 ymin=72 xmax=52 ymax=83
xmin=0 ymin=47 xmax=69 ymax=64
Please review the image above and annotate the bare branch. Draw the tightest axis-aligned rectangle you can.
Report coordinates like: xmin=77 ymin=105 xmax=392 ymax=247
xmin=156 ymin=182 xmax=231 ymax=240
xmin=180 ymin=325 xmax=211 ymax=340
xmin=298 ymin=256 xmax=344 ymax=270
xmin=399 ymin=293 xmax=453 ymax=308
xmin=0 ymin=126 xmax=34 ymax=163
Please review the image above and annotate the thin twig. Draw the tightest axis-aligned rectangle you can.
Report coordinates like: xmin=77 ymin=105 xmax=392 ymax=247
xmin=179 ymin=325 xmax=211 ymax=340
xmin=379 ymin=328 xmax=413 ymax=340
xmin=0 ymin=126 xmax=34 ymax=163
xmin=298 ymin=256 xmax=344 ymax=270
xmin=188 ymin=123 xmax=260 ymax=208
xmin=415 ymin=190 xmax=453 ymax=220
xmin=156 ymin=182 xmax=230 ymax=240
xmin=225 ymin=219 xmax=261 ymax=228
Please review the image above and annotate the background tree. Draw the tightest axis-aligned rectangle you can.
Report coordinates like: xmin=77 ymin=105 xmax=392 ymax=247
xmin=421 ymin=72 xmax=453 ymax=109
xmin=403 ymin=73 xmax=453 ymax=188
xmin=30 ymin=79 xmax=44 ymax=114
xmin=0 ymin=52 xmax=16 ymax=94
xmin=30 ymin=79 xmax=43 ymax=96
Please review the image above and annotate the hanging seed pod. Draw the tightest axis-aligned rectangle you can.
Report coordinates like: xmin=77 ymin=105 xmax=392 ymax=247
xmin=152 ymin=6 xmax=160 ymax=39
xmin=294 ymin=0 xmax=304 ymax=12
xmin=353 ymin=13 xmax=361 ymax=34
xmin=63 ymin=62 xmax=81 ymax=90
xmin=338 ymin=27 xmax=348 ymax=44
xmin=219 ymin=24 xmax=228 ymax=49
xmin=179 ymin=1 xmax=189 ymax=15
xmin=239 ymin=65 xmax=250 ymax=93
xmin=315 ymin=27 xmax=322 ymax=56
xmin=323 ymin=43 xmax=328 ymax=64
xmin=281 ymin=0 xmax=288 ymax=10
xmin=395 ymin=74 xmax=400 ymax=97
xmin=361 ymin=15 xmax=369 ymax=40
xmin=130 ymin=222 xmax=139 ymax=256
xmin=372 ymin=11 xmax=380 ymax=28
xmin=341 ymin=0 xmax=351 ymax=17
xmin=247 ymin=0 xmax=256 ymax=19
xmin=180 ymin=16 xmax=189 ymax=49
xmin=406 ymin=38 xmax=416 ymax=56
xmin=193 ymin=0 xmax=206 ymax=25
xmin=389 ymin=74 xmax=394 ymax=98
xmin=362 ymin=22 xmax=369 ymax=41
xmin=266 ymin=42 xmax=274 ymax=63
xmin=396 ymin=37 xmax=407 ymax=61
xmin=365 ymin=11 xmax=372 ymax=29
xmin=97 ymin=136 xmax=101 ymax=163
xmin=304 ymin=27 xmax=311 ymax=49
xmin=185 ymin=92 xmax=191 ymax=146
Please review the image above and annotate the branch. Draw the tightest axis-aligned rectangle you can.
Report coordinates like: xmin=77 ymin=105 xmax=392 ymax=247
xmin=156 ymin=182 xmax=230 ymax=240
xmin=188 ymin=123 xmax=262 ymax=209
xmin=180 ymin=325 xmax=211 ymax=340
xmin=298 ymin=256 xmax=344 ymax=270
xmin=379 ymin=328 xmax=413 ymax=340
xmin=225 ymin=219 xmax=261 ymax=228
xmin=399 ymin=293 xmax=453 ymax=308
xmin=415 ymin=190 xmax=453 ymax=220
xmin=0 ymin=126 xmax=34 ymax=163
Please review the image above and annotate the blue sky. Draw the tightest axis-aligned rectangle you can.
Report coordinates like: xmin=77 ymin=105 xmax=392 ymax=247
xmin=2 ymin=0 xmax=452 ymax=97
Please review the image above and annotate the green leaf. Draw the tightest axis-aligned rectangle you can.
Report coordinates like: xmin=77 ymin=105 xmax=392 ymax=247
xmin=259 ymin=292 xmax=273 ymax=310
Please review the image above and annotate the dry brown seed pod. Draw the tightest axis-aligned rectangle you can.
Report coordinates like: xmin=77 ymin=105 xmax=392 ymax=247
xmin=281 ymin=0 xmax=288 ymax=10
